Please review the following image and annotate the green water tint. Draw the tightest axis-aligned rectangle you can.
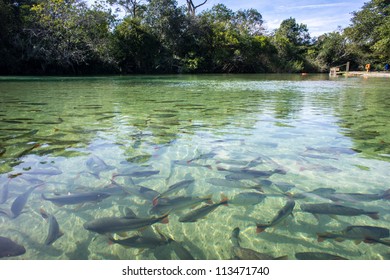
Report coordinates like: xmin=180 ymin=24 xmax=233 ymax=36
xmin=0 ymin=74 xmax=390 ymax=260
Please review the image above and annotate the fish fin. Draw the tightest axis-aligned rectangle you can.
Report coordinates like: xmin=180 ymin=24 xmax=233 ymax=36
xmin=382 ymin=189 xmax=390 ymax=200
xmin=124 ymin=208 xmax=137 ymax=219
xmin=159 ymin=212 xmax=169 ymax=224
xmin=367 ymin=212 xmax=379 ymax=220
xmin=335 ymin=237 xmax=345 ymax=242
xmin=316 ymin=233 xmax=325 ymax=242
xmin=256 ymin=225 xmax=267 ymax=233
xmin=329 ymin=215 xmax=341 ymax=221
xmin=152 ymin=197 xmax=160 ymax=206
xmin=312 ymin=214 xmax=320 ymax=224
xmin=202 ymin=195 xmax=213 ymax=205
xmin=117 ymin=232 xmax=128 ymax=238
xmin=251 ymin=186 xmax=264 ymax=193
xmin=354 ymin=240 xmax=362 ymax=245
xmin=73 ymin=203 xmax=84 ymax=211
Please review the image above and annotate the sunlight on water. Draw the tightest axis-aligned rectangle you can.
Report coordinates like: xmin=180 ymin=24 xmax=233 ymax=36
xmin=0 ymin=74 xmax=389 ymax=260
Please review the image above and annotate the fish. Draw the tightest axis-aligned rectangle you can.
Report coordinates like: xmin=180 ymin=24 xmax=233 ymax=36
xmin=364 ymin=238 xmax=390 ymax=247
xmin=40 ymin=209 xmax=64 ymax=246
xmin=179 ymin=195 xmax=228 ymax=223
xmin=41 ymin=191 xmax=111 ymax=206
xmin=0 ymin=180 xmax=10 ymax=204
xmin=300 ymin=203 xmax=379 ymax=220
xmin=206 ymin=178 xmax=265 ymax=192
xmin=317 ymin=226 xmax=389 ymax=243
xmin=220 ymin=167 xmax=286 ymax=181
xmin=230 ymin=192 xmax=266 ymax=206
xmin=153 ymin=179 xmax=195 ymax=205
xmin=113 ymin=170 xmax=160 ymax=178
xmin=305 ymin=146 xmax=359 ymax=155
xmin=110 ymin=180 xmax=160 ymax=200
xmin=0 ymin=146 xmax=6 ymax=156
xmin=109 ymin=234 xmax=168 ymax=249
xmin=187 ymin=152 xmax=217 ymax=163
xmin=295 ymin=252 xmax=348 ymax=260
xmin=83 ymin=213 xmax=169 ymax=234
xmin=326 ymin=189 xmax=390 ymax=203
xmin=231 ymin=227 xmax=287 ymax=260
xmin=168 ymin=238 xmax=195 ymax=260
xmin=256 ymin=199 xmax=295 ymax=233
xmin=86 ymin=155 xmax=114 ymax=178
xmin=0 ymin=184 xmax=40 ymax=219
xmin=0 ymin=236 xmax=26 ymax=258
xmin=150 ymin=195 xmax=213 ymax=215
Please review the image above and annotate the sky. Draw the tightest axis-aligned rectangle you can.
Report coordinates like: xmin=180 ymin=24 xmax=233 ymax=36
xmin=177 ymin=0 xmax=368 ymax=36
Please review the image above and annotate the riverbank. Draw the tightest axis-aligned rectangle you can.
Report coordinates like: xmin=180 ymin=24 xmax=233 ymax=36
xmin=344 ymin=71 xmax=390 ymax=78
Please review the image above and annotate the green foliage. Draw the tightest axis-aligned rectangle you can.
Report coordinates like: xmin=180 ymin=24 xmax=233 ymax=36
xmin=0 ymin=0 xmax=388 ymax=74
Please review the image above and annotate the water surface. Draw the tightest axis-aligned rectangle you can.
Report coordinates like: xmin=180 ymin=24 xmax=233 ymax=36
xmin=1 ymin=74 xmax=389 ymax=260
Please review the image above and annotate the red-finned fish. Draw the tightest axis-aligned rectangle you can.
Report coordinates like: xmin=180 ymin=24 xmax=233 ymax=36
xmin=317 ymin=226 xmax=389 ymax=243
xmin=256 ymin=199 xmax=295 ymax=233
xmin=0 ymin=184 xmax=41 ymax=219
xmin=150 ymin=195 xmax=213 ymax=215
xmin=178 ymin=195 xmax=228 ymax=223
xmin=295 ymin=252 xmax=347 ymax=260
xmin=231 ymin=227 xmax=287 ymax=260
xmin=40 ymin=208 xmax=64 ymax=246
xmin=41 ymin=191 xmax=110 ymax=206
xmin=152 ymin=179 xmax=195 ymax=206
xmin=83 ymin=213 xmax=169 ymax=234
xmin=300 ymin=203 xmax=379 ymax=220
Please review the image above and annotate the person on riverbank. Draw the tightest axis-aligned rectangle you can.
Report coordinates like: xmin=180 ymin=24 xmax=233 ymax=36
xmin=365 ymin=63 xmax=371 ymax=72
xmin=385 ymin=63 xmax=389 ymax=71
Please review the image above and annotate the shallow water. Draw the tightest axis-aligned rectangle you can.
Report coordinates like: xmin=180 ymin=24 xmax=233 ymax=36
xmin=0 ymin=74 xmax=389 ymax=260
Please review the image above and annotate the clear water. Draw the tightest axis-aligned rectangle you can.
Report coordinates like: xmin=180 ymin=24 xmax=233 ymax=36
xmin=0 ymin=74 xmax=389 ymax=260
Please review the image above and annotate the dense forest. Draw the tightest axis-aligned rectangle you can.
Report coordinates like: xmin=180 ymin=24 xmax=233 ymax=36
xmin=0 ymin=0 xmax=389 ymax=75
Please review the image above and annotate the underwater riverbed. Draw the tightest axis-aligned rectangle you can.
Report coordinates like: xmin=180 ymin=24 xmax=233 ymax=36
xmin=0 ymin=74 xmax=389 ymax=260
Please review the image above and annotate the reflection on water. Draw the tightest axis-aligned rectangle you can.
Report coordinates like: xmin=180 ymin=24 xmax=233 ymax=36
xmin=0 ymin=74 xmax=389 ymax=260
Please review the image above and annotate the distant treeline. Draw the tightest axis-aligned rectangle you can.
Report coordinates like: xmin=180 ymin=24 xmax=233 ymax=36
xmin=0 ymin=0 xmax=389 ymax=75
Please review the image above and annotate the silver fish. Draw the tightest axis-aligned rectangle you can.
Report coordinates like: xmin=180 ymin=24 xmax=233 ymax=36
xmin=231 ymin=227 xmax=287 ymax=260
xmin=230 ymin=192 xmax=266 ymax=206
xmin=83 ymin=213 xmax=169 ymax=234
xmin=179 ymin=195 xmax=228 ymax=223
xmin=42 ymin=191 xmax=110 ymax=206
xmin=40 ymin=209 xmax=63 ymax=246
xmin=109 ymin=235 xmax=168 ymax=249
xmin=256 ymin=199 xmax=295 ymax=233
xmin=0 ymin=185 xmax=40 ymax=219
xmin=168 ymin=238 xmax=195 ymax=260
xmin=0 ymin=236 xmax=26 ymax=258
xmin=153 ymin=179 xmax=195 ymax=205
xmin=150 ymin=195 xmax=212 ymax=215
xmin=86 ymin=155 xmax=114 ymax=178
xmin=300 ymin=203 xmax=379 ymax=220
xmin=317 ymin=226 xmax=389 ymax=243
xmin=295 ymin=252 xmax=347 ymax=260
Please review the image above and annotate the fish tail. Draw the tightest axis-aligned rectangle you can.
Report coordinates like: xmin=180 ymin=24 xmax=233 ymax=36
xmin=220 ymin=194 xmax=228 ymax=206
xmin=274 ymin=255 xmax=289 ymax=260
xmin=39 ymin=208 xmax=49 ymax=220
xmin=382 ymin=189 xmax=390 ymax=200
xmin=256 ymin=225 xmax=267 ymax=233
xmin=366 ymin=212 xmax=380 ymax=220
xmin=316 ymin=234 xmax=325 ymax=242
xmin=159 ymin=213 xmax=169 ymax=224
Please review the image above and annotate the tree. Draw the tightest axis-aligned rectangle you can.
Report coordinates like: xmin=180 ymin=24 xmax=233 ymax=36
xmin=186 ymin=0 xmax=207 ymax=16
xmin=272 ymin=17 xmax=311 ymax=72
xmin=344 ymin=0 xmax=390 ymax=66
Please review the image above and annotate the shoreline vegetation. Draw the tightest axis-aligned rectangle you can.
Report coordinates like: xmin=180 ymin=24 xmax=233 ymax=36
xmin=0 ymin=0 xmax=389 ymax=75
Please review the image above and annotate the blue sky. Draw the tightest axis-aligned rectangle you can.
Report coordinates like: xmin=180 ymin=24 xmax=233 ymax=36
xmin=177 ymin=0 xmax=368 ymax=36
